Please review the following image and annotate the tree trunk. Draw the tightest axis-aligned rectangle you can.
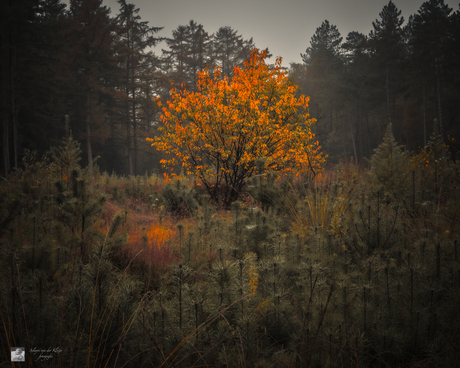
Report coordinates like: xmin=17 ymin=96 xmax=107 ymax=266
xmin=127 ymin=108 xmax=133 ymax=176
xmin=436 ymin=64 xmax=443 ymax=141
xmin=423 ymin=82 xmax=426 ymax=146
xmin=357 ymin=102 xmax=364 ymax=160
xmin=366 ymin=114 xmax=372 ymax=158
xmin=126 ymin=69 xmax=133 ymax=176
xmin=2 ymin=114 xmax=9 ymax=176
xmin=349 ymin=116 xmax=358 ymax=165
xmin=12 ymin=68 xmax=17 ymax=170
xmin=385 ymin=66 xmax=392 ymax=130
xmin=132 ymin=85 xmax=137 ymax=176
xmin=86 ymin=91 xmax=93 ymax=176
xmin=10 ymin=25 xmax=18 ymax=170
xmin=2 ymin=17 xmax=11 ymax=176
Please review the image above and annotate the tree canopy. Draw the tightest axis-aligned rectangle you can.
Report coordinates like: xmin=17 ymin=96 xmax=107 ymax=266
xmin=148 ymin=49 xmax=325 ymax=205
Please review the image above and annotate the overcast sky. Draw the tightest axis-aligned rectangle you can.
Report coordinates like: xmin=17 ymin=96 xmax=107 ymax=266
xmin=99 ymin=0 xmax=458 ymax=66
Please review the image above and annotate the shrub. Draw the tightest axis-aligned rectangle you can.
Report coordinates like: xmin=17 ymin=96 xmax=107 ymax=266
xmin=161 ymin=179 xmax=198 ymax=218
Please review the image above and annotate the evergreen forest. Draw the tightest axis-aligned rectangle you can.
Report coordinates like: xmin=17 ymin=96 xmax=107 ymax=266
xmin=1 ymin=0 xmax=460 ymax=367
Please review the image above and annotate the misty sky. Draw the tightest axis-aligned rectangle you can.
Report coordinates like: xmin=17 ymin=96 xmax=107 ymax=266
xmin=98 ymin=0 xmax=458 ymax=66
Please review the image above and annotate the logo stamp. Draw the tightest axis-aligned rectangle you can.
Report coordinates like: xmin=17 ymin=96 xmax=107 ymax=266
xmin=11 ymin=347 xmax=25 ymax=362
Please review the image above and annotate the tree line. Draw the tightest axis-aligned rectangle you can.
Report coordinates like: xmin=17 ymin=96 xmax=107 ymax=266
xmin=292 ymin=0 xmax=460 ymax=164
xmin=1 ymin=0 xmax=263 ymax=177
xmin=2 ymin=0 xmax=459 ymax=177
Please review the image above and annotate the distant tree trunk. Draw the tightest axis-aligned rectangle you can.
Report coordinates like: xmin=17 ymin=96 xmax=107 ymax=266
xmin=2 ymin=115 xmax=9 ymax=176
xmin=341 ymin=116 xmax=347 ymax=157
xmin=86 ymin=91 xmax=93 ymax=175
xmin=349 ymin=116 xmax=358 ymax=165
xmin=330 ymin=100 xmax=333 ymax=132
xmin=126 ymin=61 xmax=133 ymax=176
xmin=12 ymin=71 xmax=17 ymax=170
xmin=125 ymin=24 xmax=134 ymax=176
xmin=2 ymin=21 xmax=12 ymax=175
xmin=385 ymin=66 xmax=392 ymax=130
xmin=436 ymin=63 xmax=443 ymax=141
xmin=423 ymin=82 xmax=426 ymax=146
xmin=366 ymin=114 xmax=372 ymax=158
xmin=2 ymin=25 xmax=19 ymax=174
xmin=127 ymin=114 xmax=133 ymax=176
xmin=357 ymin=102 xmax=364 ymax=160
xmin=2 ymin=57 xmax=10 ymax=175
xmin=132 ymin=87 xmax=138 ymax=176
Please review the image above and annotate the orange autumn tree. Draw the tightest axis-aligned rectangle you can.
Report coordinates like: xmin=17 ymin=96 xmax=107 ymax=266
xmin=148 ymin=49 xmax=325 ymax=205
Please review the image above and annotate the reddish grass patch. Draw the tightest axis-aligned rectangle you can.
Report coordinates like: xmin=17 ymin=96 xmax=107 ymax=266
xmin=100 ymin=201 xmax=121 ymax=229
xmin=98 ymin=200 xmax=180 ymax=271
xmin=123 ymin=214 xmax=179 ymax=270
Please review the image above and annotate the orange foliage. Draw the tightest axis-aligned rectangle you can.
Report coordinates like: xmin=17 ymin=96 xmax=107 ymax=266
xmin=97 ymin=200 xmax=180 ymax=269
xmin=127 ymin=221 xmax=176 ymax=249
xmin=147 ymin=49 xmax=326 ymax=204
xmin=124 ymin=219 xmax=178 ymax=269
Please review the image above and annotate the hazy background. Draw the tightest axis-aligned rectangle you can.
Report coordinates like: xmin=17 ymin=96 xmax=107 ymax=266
xmin=3 ymin=0 xmax=459 ymax=176
xmin=99 ymin=0 xmax=458 ymax=65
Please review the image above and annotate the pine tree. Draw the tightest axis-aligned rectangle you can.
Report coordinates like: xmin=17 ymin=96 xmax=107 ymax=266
xmin=368 ymin=1 xmax=406 ymax=138
xmin=367 ymin=123 xmax=409 ymax=197
xmin=115 ymin=0 xmax=163 ymax=175
xmin=406 ymin=0 xmax=453 ymax=142
xmin=1 ymin=0 xmax=68 ymax=175
xmin=300 ymin=20 xmax=345 ymax=160
xmin=65 ymin=0 xmax=117 ymax=175
xmin=161 ymin=24 xmax=189 ymax=90
xmin=162 ymin=20 xmax=212 ymax=91
xmin=342 ymin=31 xmax=373 ymax=161
xmin=212 ymin=26 xmax=255 ymax=80
xmin=51 ymin=135 xmax=82 ymax=186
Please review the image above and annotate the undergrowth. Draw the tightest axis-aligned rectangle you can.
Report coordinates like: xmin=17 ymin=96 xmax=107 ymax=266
xmin=1 ymin=129 xmax=460 ymax=367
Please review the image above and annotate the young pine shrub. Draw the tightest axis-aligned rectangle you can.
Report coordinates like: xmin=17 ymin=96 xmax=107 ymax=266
xmin=57 ymin=244 xmax=144 ymax=367
xmin=248 ymin=210 xmax=279 ymax=263
xmin=55 ymin=169 xmax=107 ymax=263
xmin=246 ymin=171 xmax=283 ymax=212
xmin=412 ymin=122 xmax=458 ymax=204
xmin=366 ymin=123 xmax=410 ymax=201
xmin=50 ymin=135 xmax=82 ymax=187
xmin=194 ymin=197 xmax=217 ymax=254
xmin=350 ymin=190 xmax=402 ymax=257
xmin=161 ymin=178 xmax=198 ymax=218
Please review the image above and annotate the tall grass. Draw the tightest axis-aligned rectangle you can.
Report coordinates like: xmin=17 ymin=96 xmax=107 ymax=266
xmin=1 ymin=133 xmax=460 ymax=367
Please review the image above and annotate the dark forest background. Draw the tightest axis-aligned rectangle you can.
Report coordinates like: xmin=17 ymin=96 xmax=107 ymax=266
xmin=2 ymin=0 xmax=460 ymax=177
xmin=2 ymin=1 xmax=460 ymax=366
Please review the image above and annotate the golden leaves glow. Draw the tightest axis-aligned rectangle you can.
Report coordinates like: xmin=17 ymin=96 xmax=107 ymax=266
xmin=147 ymin=49 xmax=326 ymax=189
